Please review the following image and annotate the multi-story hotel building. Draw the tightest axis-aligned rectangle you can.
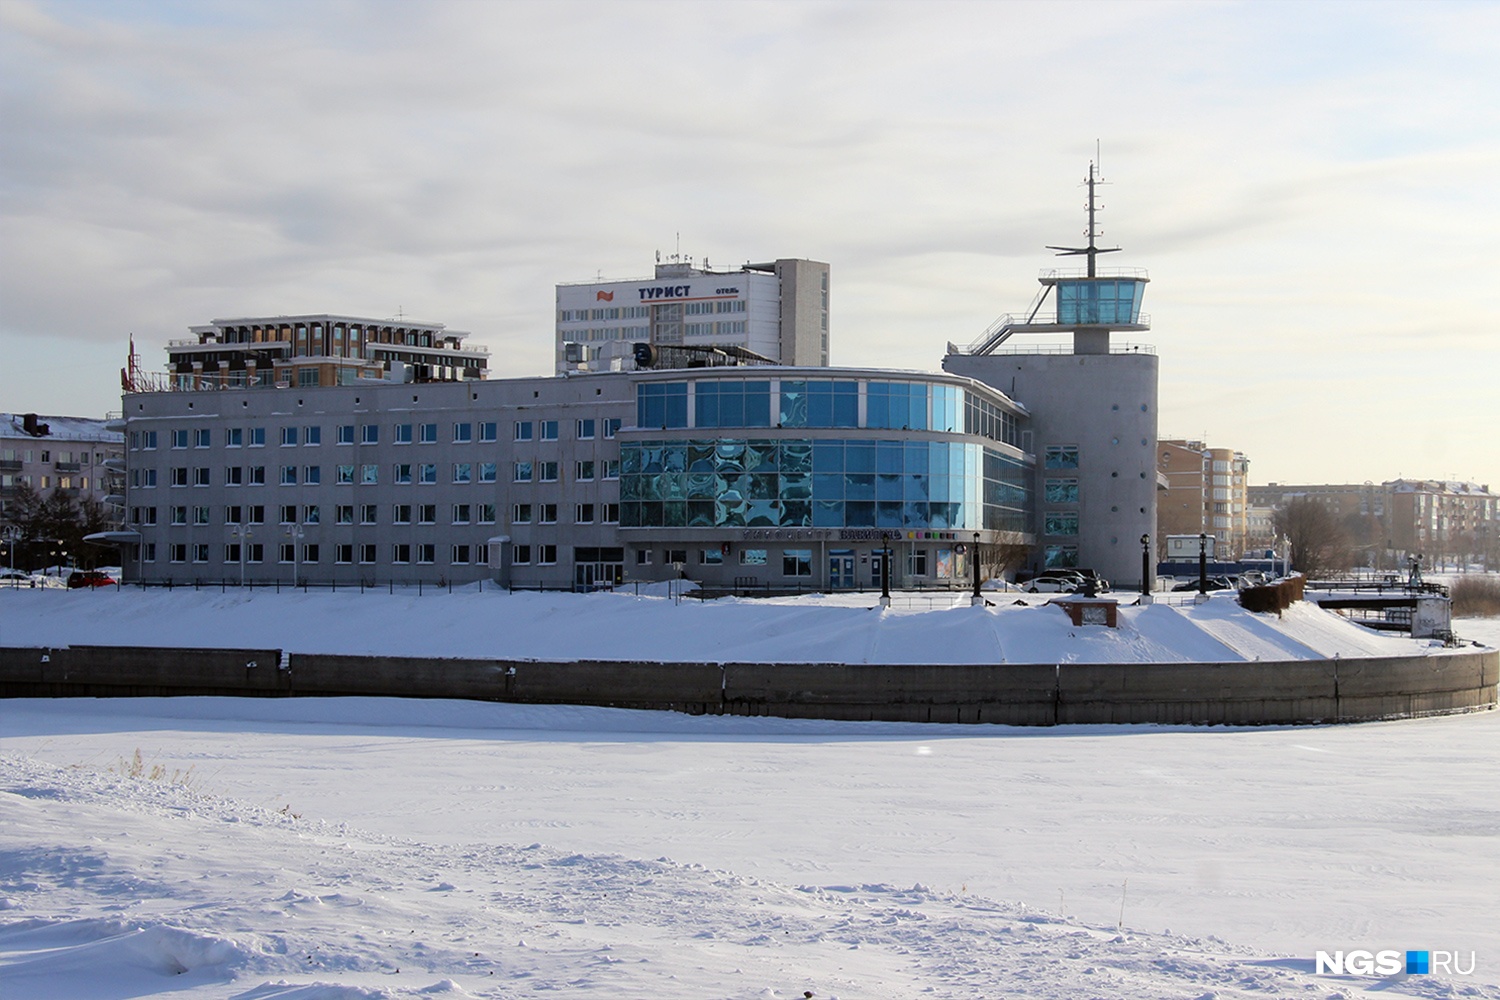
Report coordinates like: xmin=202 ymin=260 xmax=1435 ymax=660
xmin=556 ymin=257 xmax=829 ymax=374
xmin=163 ymin=314 xmax=489 ymax=391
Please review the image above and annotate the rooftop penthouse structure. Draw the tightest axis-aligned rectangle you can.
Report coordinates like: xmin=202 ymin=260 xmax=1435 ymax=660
xmin=158 ymin=314 xmax=490 ymax=391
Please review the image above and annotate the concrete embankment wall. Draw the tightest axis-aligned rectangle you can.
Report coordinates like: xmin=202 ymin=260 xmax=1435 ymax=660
xmin=0 ymin=645 xmax=1494 ymax=726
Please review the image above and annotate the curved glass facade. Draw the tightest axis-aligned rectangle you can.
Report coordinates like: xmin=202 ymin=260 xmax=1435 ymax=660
xmin=637 ymin=376 xmax=1021 ymax=448
xmin=620 ymin=438 xmax=1029 ymax=533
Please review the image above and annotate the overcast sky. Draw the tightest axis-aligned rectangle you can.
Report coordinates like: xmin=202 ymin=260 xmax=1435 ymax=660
xmin=2 ymin=0 xmax=1496 ymax=489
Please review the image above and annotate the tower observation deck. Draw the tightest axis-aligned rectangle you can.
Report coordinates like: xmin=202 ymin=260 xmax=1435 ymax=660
xmin=957 ymin=161 xmax=1149 ymax=357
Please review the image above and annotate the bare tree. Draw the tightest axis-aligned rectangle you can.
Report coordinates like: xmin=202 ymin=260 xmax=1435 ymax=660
xmin=1273 ymin=498 xmax=1351 ymax=578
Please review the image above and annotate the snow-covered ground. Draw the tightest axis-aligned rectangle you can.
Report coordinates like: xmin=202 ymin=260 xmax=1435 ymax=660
xmin=1 ymin=593 xmax=1496 ymax=998
xmin=0 ymin=583 xmax=1481 ymax=663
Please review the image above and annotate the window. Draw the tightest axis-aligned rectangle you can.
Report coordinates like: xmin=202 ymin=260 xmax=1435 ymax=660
xmin=1044 ymin=512 xmax=1079 ymax=535
xmin=249 ymin=466 xmax=266 ymax=486
xmin=513 ymin=544 xmax=532 ymax=565
xmin=419 ymin=463 xmax=437 ymax=484
xmin=452 ymin=504 xmax=471 ymax=524
xmin=170 ymin=467 xmax=188 ymax=487
xmin=281 ymin=427 xmax=298 ymax=447
xmin=336 ymin=544 xmax=354 ymax=564
xmin=417 ymin=543 xmax=436 ymax=564
xmin=453 ymin=462 xmax=472 ymax=484
xmin=538 ymin=544 xmax=557 ymax=565
xmin=337 ymin=464 xmax=354 ymax=484
xmin=392 ymin=544 xmax=411 ymax=564
xmin=226 ymin=428 xmax=243 ymax=448
xmin=225 ymin=466 xmax=243 ymax=487
xmin=1043 ymin=544 xmax=1079 ymax=568
xmin=907 ymin=549 xmax=928 ymax=576
xmin=281 ymin=465 xmax=298 ymax=486
xmin=393 ymin=504 xmax=411 ymax=524
xmin=478 ymin=462 xmax=496 ymax=483
xmin=304 ymin=426 xmax=320 ymax=445
xmin=141 ymin=430 xmax=158 ymax=450
xmin=1044 ymin=445 xmax=1080 ymax=469
xmin=419 ymin=423 xmax=437 ymax=444
xmin=575 ymin=460 xmax=595 ymax=481
xmin=783 ymin=549 xmax=813 ymax=576
xmin=478 ymin=503 xmax=496 ymax=523
xmin=538 ymin=461 xmax=558 ymax=482
xmin=361 ymin=424 xmax=379 ymax=445
xmin=172 ymin=429 xmax=188 ymax=449
xmin=700 ymin=549 xmax=723 ymax=565
xmin=478 ymin=421 xmax=497 ymax=442
xmin=602 ymin=503 xmax=619 ymax=524
xmin=602 ymin=459 xmax=620 ymax=480
xmin=279 ymin=543 xmax=295 ymax=564
xmin=418 ymin=504 xmax=436 ymax=524
xmin=193 ymin=505 xmax=211 ymax=525
xmin=248 ymin=505 xmax=265 ymax=524
xmin=359 ymin=544 xmax=376 ymax=564
xmin=194 ymin=429 xmax=211 ymax=448
xmin=245 ymin=543 xmax=264 ymax=563
xmin=575 ymin=503 xmax=595 ymax=523
xmin=193 ymin=544 xmax=210 ymax=563
xmin=360 ymin=504 xmax=378 ymax=524
xmin=513 ymin=504 xmax=532 ymax=523
xmin=394 ymin=463 xmax=412 ymax=484
xmin=394 ymin=423 xmax=413 ymax=445
xmin=1045 ymin=479 xmax=1080 ymax=504
xmin=636 ymin=550 xmax=652 ymax=566
xmin=303 ymin=505 xmax=320 ymax=525
xmin=142 ymin=543 xmax=157 ymax=562
xmin=451 ymin=545 xmax=471 ymax=565
xmin=603 ymin=418 xmax=621 ymax=439
xmin=302 ymin=543 xmax=320 ymax=564
xmin=336 ymin=504 xmax=354 ymax=524
xmin=514 ymin=421 xmax=533 ymax=441
xmin=514 ymin=461 xmax=533 ymax=483
xmin=170 ymin=543 xmax=187 ymax=563
xmin=453 ymin=422 xmax=472 ymax=443
xmin=248 ymin=427 xmax=265 ymax=447
xmin=740 ymin=549 xmax=768 ymax=566
xmin=539 ymin=503 xmax=557 ymax=524
xmin=361 ymin=464 xmax=378 ymax=485
xmin=224 ymin=544 xmax=241 ymax=564
xmin=337 ymin=425 xmax=355 ymax=445
xmin=280 ymin=505 xmax=297 ymax=524
xmin=576 ymin=418 xmax=595 ymax=440
xmin=665 ymin=549 xmax=687 ymax=565
xmin=193 ymin=467 xmax=210 ymax=487
xmin=540 ymin=420 xmax=559 ymax=441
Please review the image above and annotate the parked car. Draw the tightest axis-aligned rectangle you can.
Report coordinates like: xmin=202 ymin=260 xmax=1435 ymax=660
xmin=1025 ymin=571 xmax=1085 ymax=593
xmin=66 ymin=570 xmax=116 ymax=589
xmin=0 ymin=568 xmax=33 ymax=586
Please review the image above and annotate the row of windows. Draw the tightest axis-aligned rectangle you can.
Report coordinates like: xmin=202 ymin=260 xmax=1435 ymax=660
xmin=637 ymin=379 xmax=1021 ymax=447
xmin=1 ymin=448 xmax=116 ymax=464
xmin=162 ymin=542 xmax=490 ymax=566
xmin=558 ymin=306 xmax=651 ymax=322
xmin=135 ymin=419 xmax=624 ymax=452
xmin=133 ymin=500 xmax=623 ymax=527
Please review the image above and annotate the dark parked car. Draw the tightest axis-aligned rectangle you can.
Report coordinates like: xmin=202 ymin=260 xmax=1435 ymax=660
xmin=66 ymin=570 xmax=116 ymax=589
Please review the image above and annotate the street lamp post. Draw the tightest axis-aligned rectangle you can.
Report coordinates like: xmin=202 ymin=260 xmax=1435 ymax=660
xmin=879 ymin=532 xmax=892 ymax=608
xmin=232 ymin=526 xmax=252 ymax=588
xmin=971 ymin=531 xmax=983 ymax=606
xmin=1198 ymin=532 xmax=1209 ymax=595
xmin=1140 ymin=533 xmax=1151 ymax=595
xmin=285 ymin=525 xmax=303 ymax=589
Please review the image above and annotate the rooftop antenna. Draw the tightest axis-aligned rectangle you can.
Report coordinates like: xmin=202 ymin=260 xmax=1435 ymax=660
xmin=1046 ymin=145 xmax=1120 ymax=278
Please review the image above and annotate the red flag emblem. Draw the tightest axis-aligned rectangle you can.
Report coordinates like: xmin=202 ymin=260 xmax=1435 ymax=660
xmin=596 ymin=290 xmax=614 ymax=302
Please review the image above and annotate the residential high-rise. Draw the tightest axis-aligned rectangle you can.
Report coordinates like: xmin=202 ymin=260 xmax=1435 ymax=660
xmin=1156 ymin=439 xmax=1251 ymax=560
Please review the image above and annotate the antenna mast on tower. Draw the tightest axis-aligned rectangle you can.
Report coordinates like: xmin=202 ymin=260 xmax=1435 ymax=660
xmin=1045 ymin=158 xmax=1120 ymax=278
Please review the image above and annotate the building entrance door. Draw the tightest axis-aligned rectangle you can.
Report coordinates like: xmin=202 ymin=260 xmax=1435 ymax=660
xmin=828 ymin=549 xmax=855 ymax=589
xmin=574 ymin=547 xmax=624 ymax=591
xmin=870 ymin=552 xmax=887 ymax=591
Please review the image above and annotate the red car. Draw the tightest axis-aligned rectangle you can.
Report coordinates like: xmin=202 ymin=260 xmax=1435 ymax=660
xmin=67 ymin=570 xmax=116 ymax=589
